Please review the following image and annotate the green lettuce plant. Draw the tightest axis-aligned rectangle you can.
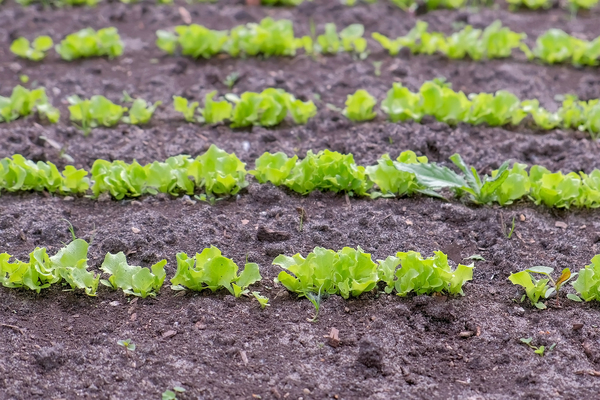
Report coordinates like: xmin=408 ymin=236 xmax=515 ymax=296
xmin=10 ymin=36 xmax=54 ymax=61
xmin=274 ymin=246 xmax=379 ymax=299
xmin=171 ymin=246 xmax=261 ymax=297
xmin=250 ymin=152 xmax=298 ymax=186
xmin=373 ymin=20 xmax=528 ymax=61
xmin=342 ymin=89 xmax=377 ymax=122
xmin=200 ymin=91 xmax=232 ymax=124
xmin=173 ymin=96 xmax=200 ymax=123
xmin=68 ymin=95 xmax=127 ymax=135
xmin=91 ymin=155 xmax=195 ymax=199
xmin=156 ymin=25 xmax=228 ymax=58
xmin=227 ymin=17 xmax=297 ymax=57
xmin=528 ymin=166 xmax=582 ymax=208
xmin=506 ymin=0 xmax=551 ymax=9
xmin=50 ymin=239 xmax=100 ymax=296
xmin=365 ymin=151 xmax=429 ymax=198
xmin=509 ymin=266 xmax=573 ymax=309
xmin=122 ymin=98 xmax=162 ymax=125
xmin=55 ymin=27 xmax=124 ymax=60
xmin=100 ymin=252 xmax=167 ymax=298
xmin=0 ymin=155 xmax=89 ymax=194
xmin=227 ymin=89 xmax=316 ymax=127
xmin=0 ymin=248 xmax=58 ymax=293
xmin=378 ymin=251 xmax=473 ymax=296
xmin=0 ymin=239 xmax=99 ymax=295
xmin=188 ymin=144 xmax=248 ymax=196
xmin=316 ymin=23 xmax=366 ymax=55
xmin=284 ymin=150 xmax=371 ymax=195
xmin=0 ymin=86 xmax=60 ymax=123
xmin=570 ymin=255 xmax=600 ymax=302
xmin=532 ymin=29 xmax=600 ymax=67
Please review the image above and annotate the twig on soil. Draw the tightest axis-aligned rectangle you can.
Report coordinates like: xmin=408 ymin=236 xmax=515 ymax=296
xmin=1 ymin=323 xmax=25 ymax=335
xmin=575 ymin=370 xmax=600 ymax=376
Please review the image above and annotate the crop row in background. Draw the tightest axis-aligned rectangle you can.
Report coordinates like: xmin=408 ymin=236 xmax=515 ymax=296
xmin=4 ymin=80 xmax=600 ymax=139
xmin=9 ymin=21 xmax=600 ymax=68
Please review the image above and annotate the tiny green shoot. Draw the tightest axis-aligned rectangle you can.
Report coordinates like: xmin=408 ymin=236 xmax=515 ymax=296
xmin=223 ymin=72 xmax=240 ymax=89
xmin=162 ymin=387 xmax=185 ymax=400
xmin=306 ymin=288 xmax=323 ymax=322
xmin=372 ymin=61 xmax=382 ymax=77
xmin=117 ymin=338 xmax=136 ymax=356
xmin=520 ymin=337 xmax=555 ymax=356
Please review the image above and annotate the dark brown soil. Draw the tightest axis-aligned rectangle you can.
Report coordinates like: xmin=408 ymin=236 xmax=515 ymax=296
xmin=2 ymin=1 xmax=600 ymax=400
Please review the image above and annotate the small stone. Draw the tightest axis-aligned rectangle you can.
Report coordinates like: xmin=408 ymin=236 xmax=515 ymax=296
xmin=519 ymin=214 xmax=526 ymax=222
xmin=109 ymin=301 xmax=121 ymax=307
xmin=131 ymin=227 xmax=140 ymax=234
xmin=162 ymin=330 xmax=177 ymax=339
xmin=303 ymin=389 xmax=311 ymax=395
xmin=573 ymin=323 xmax=584 ymax=330
xmin=555 ymin=221 xmax=568 ymax=229
xmin=9 ymin=62 xmax=22 ymax=73
xmin=130 ymin=201 xmax=142 ymax=206
xmin=63 ymin=196 xmax=74 ymax=201
xmin=459 ymin=331 xmax=474 ymax=338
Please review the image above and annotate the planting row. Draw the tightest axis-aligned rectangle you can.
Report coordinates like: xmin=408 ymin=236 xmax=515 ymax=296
xmin=3 ymin=81 xmax=600 ymax=138
xmin=3 ymin=238 xmax=600 ymax=314
xmin=4 ymin=0 xmax=600 ymax=12
xmin=4 ymin=145 xmax=600 ymax=209
xmin=10 ymin=20 xmax=600 ymax=68
xmin=0 ymin=239 xmax=472 ymax=304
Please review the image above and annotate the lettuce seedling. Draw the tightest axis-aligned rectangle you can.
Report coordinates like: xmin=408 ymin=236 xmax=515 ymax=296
xmin=189 ymin=144 xmax=249 ymax=196
xmin=342 ymin=90 xmax=377 ymax=122
xmin=250 ymin=152 xmax=298 ymax=186
xmin=381 ymin=83 xmax=424 ymax=122
xmin=316 ymin=23 xmax=366 ymax=55
xmin=378 ymin=251 xmax=474 ymax=296
xmin=55 ymin=27 xmax=124 ymax=60
xmin=528 ymin=165 xmax=582 ymax=208
xmin=512 ymin=268 xmax=559 ymax=307
xmin=491 ymin=163 xmax=531 ymax=206
xmin=520 ymin=338 xmax=555 ymax=356
xmin=467 ymin=91 xmax=527 ymax=126
xmin=284 ymin=94 xmax=317 ymax=124
xmin=68 ymin=95 xmax=127 ymax=135
xmin=91 ymin=155 xmax=195 ymax=199
xmin=252 ymin=292 xmax=270 ymax=309
xmin=100 ymin=252 xmax=167 ymax=298
xmin=366 ymin=151 xmax=430 ymax=198
xmin=0 ymin=85 xmax=60 ymax=123
xmin=506 ymin=0 xmax=551 ymax=9
xmin=317 ymin=23 xmax=340 ymax=54
xmin=283 ymin=150 xmax=371 ymax=196
xmin=568 ymin=0 xmax=599 ymax=10
xmin=570 ymin=255 xmax=600 ymax=302
xmin=122 ymin=98 xmax=162 ymax=125
xmin=228 ymin=88 xmax=315 ymax=128
xmin=508 ymin=266 xmax=573 ymax=309
xmin=200 ymin=91 xmax=232 ymax=124
xmin=156 ymin=25 xmax=228 ymax=58
xmin=0 ymin=248 xmax=58 ymax=293
xmin=261 ymin=0 xmax=304 ymax=5
xmin=227 ymin=18 xmax=297 ymax=57
xmin=0 ymin=155 xmax=89 ymax=195
xmin=173 ymin=96 xmax=200 ymax=123
xmin=520 ymin=100 xmax=561 ymax=130
xmin=171 ymin=246 xmax=261 ymax=297
xmin=10 ymin=36 xmax=54 ymax=61
xmin=274 ymin=246 xmax=379 ymax=299
xmin=50 ymin=239 xmax=100 ymax=296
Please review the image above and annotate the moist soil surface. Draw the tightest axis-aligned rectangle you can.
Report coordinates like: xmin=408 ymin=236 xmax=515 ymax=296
xmin=2 ymin=1 xmax=600 ymax=399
